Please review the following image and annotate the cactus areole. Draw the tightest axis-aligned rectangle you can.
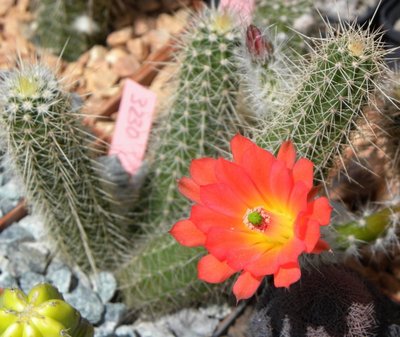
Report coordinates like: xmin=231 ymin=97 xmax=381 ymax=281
xmin=0 ymin=283 xmax=93 ymax=337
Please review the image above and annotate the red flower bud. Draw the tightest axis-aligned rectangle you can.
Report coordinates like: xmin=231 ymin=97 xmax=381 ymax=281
xmin=246 ymin=24 xmax=274 ymax=63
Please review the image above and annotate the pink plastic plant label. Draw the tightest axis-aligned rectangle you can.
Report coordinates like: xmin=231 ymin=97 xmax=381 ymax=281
xmin=109 ymin=79 xmax=156 ymax=175
xmin=219 ymin=0 xmax=255 ymax=24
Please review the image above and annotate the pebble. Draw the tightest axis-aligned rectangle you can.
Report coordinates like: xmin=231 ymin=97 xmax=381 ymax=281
xmin=47 ymin=265 xmax=72 ymax=293
xmin=19 ymin=271 xmax=46 ymax=293
xmin=64 ymin=284 xmax=105 ymax=324
xmin=115 ymin=325 xmax=137 ymax=337
xmin=92 ymin=272 xmax=117 ymax=303
xmin=126 ymin=38 xmax=149 ymax=62
xmin=112 ymin=55 xmax=140 ymax=78
xmin=18 ymin=215 xmax=48 ymax=240
xmin=107 ymin=27 xmax=133 ymax=47
xmin=7 ymin=241 xmax=50 ymax=277
xmin=0 ymin=272 xmax=18 ymax=288
xmin=0 ymin=224 xmax=34 ymax=245
xmin=0 ymin=0 xmax=14 ymax=16
xmin=0 ymin=179 xmax=23 ymax=201
xmin=162 ymin=308 xmax=220 ymax=337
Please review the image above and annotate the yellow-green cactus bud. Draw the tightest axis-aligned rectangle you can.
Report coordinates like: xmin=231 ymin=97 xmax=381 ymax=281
xmin=0 ymin=283 xmax=93 ymax=337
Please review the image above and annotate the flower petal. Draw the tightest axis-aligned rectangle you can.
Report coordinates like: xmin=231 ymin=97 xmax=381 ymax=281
xmin=307 ymin=197 xmax=332 ymax=225
xmin=200 ymin=183 xmax=248 ymax=217
xmin=277 ymin=141 xmax=296 ymax=169
xmin=190 ymin=204 xmax=243 ymax=233
xmin=288 ymin=181 xmax=309 ymax=214
xmin=190 ymin=158 xmax=217 ymax=185
xmin=233 ymin=271 xmax=263 ymax=301
xmin=273 ymin=262 xmax=301 ymax=288
xmin=269 ymin=161 xmax=293 ymax=206
xmin=295 ymin=217 xmax=321 ymax=252
xmin=312 ymin=239 xmax=330 ymax=253
xmin=244 ymin=249 xmax=280 ymax=276
xmin=178 ymin=177 xmax=200 ymax=203
xmin=215 ymin=158 xmax=264 ymax=206
xmin=230 ymin=134 xmax=254 ymax=163
xmin=278 ymin=238 xmax=305 ymax=265
xmin=198 ymin=254 xmax=236 ymax=283
xmin=170 ymin=220 xmax=206 ymax=247
xmin=205 ymin=228 xmax=262 ymax=262
xmin=292 ymin=158 xmax=313 ymax=189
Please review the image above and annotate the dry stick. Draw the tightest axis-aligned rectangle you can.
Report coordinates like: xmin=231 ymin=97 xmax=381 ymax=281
xmin=0 ymin=200 xmax=28 ymax=232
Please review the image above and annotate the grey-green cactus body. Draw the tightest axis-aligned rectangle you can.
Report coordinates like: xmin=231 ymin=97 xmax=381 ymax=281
xmin=35 ymin=0 xmax=111 ymax=61
xmin=119 ymin=9 xmax=243 ymax=314
xmin=255 ymin=25 xmax=388 ymax=185
xmin=145 ymin=9 xmax=243 ymax=229
xmin=0 ymin=64 xmax=130 ymax=273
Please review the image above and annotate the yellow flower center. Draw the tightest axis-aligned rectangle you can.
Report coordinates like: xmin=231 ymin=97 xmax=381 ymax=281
xmin=243 ymin=207 xmax=271 ymax=232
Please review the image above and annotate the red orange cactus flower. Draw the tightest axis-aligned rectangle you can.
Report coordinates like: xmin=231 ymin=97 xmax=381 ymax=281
xmin=170 ymin=135 xmax=332 ymax=301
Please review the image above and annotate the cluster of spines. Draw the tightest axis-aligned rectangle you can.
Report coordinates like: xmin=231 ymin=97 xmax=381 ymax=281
xmin=118 ymin=7 xmax=244 ymax=315
xmin=34 ymin=0 xmax=111 ymax=61
xmin=254 ymin=23 xmax=389 ymax=187
xmin=0 ymin=63 xmax=132 ymax=273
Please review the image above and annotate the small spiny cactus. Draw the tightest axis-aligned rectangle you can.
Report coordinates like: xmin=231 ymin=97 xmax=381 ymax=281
xmin=0 ymin=62 xmax=131 ymax=273
xmin=34 ymin=0 xmax=111 ymax=61
xmin=254 ymin=23 xmax=389 ymax=187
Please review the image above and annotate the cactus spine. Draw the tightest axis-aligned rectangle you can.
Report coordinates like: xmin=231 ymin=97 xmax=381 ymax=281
xmin=118 ymin=7 xmax=244 ymax=314
xmin=0 ymin=63 xmax=131 ymax=273
xmin=35 ymin=0 xmax=111 ymax=61
xmin=0 ymin=283 xmax=93 ymax=337
xmin=254 ymin=24 xmax=389 ymax=186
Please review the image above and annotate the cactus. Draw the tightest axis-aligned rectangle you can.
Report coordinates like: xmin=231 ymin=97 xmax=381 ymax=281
xmin=0 ymin=63 xmax=131 ymax=273
xmin=34 ymin=0 xmax=111 ymax=61
xmin=117 ymin=234 xmax=228 ymax=316
xmin=143 ymin=7 xmax=244 ymax=230
xmin=118 ymin=7 xmax=244 ymax=314
xmin=0 ymin=283 xmax=93 ymax=337
xmin=253 ymin=23 xmax=389 ymax=187
xmin=249 ymin=264 xmax=397 ymax=337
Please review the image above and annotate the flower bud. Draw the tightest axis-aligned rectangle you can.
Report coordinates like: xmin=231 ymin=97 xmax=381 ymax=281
xmin=246 ymin=24 xmax=274 ymax=63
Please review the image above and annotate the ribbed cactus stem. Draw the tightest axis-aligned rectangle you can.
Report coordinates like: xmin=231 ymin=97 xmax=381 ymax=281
xmin=334 ymin=204 xmax=400 ymax=251
xmin=0 ymin=63 xmax=131 ymax=273
xmin=145 ymin=8 xmax=243 ymax=229
xmin=119 ymin=7 xmax=243 ymax=314
xmin=255 ymin=24 xmax=388 ymax=185
xmin=117 ymin=235 xmax=223 ymax=316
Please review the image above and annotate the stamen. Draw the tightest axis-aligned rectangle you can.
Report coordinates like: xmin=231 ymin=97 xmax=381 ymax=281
xmin=243 ymin=206 xmax=271 ymax=232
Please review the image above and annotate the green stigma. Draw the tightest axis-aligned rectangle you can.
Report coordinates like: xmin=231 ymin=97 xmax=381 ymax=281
xmin=248 ymin=211 xmax=263 ymax=226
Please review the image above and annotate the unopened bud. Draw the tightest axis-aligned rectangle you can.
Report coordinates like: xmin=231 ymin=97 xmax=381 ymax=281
xmin=246 ymin=24 xmax=274 ymax=63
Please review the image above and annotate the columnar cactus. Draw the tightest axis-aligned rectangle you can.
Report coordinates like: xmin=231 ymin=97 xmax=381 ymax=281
xmin=254 ymin=23 xmax=389 ymax=186
xmin=0 ymin=63 xmax=131 ymax=273
xmin=118 ymin=7 xmax=244 ymax=314
xmin=144 ymin=7 xmax=243 ymax=230
xmin=0 ymin=283 xmax=93 ymax=337
xmin=34 ymin=0 xmax=111 ymax=61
